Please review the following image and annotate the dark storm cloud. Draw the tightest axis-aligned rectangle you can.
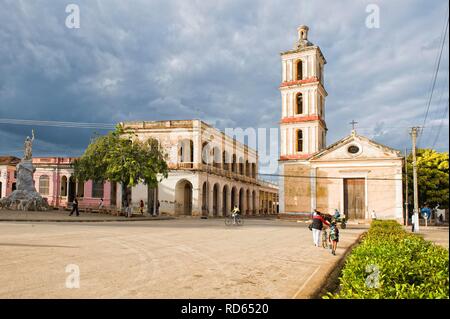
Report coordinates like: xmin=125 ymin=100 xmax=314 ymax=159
xmin=0 ymin=0 xmax=448 ymax=161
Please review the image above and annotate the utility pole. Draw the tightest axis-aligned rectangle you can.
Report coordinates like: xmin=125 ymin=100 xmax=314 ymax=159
xmin=410 ymin=127 xmax=420 ymax=232
xmin=404 ymin=148 xmax=409 ymax=227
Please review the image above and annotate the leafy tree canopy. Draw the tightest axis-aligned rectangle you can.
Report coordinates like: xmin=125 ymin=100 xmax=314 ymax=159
xmin=74 ymin=125 xmax=169 ymax=189
xmin=405 ymin=149 xmax=449 ymax=210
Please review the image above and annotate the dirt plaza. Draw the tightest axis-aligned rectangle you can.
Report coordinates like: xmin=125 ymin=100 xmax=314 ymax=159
xmin=0 ymin=217 xmax=365 ymax=298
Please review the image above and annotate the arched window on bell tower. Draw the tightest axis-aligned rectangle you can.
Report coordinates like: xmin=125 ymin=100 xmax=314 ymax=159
xmin=296 ymin=130 xmax=303 ymax=152
xmin=296 ymin=60 xmax=303 ymax=80
xmin=296 ymin=93 xmax=303 ymax=114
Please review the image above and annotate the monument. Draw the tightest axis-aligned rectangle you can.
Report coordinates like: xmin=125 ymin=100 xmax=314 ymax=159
xmin=0 ymin=130 xmax=49 ymax=211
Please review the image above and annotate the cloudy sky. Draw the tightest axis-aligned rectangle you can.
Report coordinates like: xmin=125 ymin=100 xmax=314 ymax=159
xmin=0 ymin=0 xmax=448 ymax=172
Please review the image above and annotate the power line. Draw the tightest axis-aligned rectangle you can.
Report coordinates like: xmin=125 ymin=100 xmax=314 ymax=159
xmin=419 ymin=13 xmax=449 ymax=146
xmin=432 ymin=98 xmax=450 ymax=149
xmin=259 ymin=173 xmax=403 ymax=181
xmin=0 ymin=118 xmax=116 ymax=130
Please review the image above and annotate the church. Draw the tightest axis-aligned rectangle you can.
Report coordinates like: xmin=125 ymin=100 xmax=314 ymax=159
xmin=278 ymin=26 xmax=404 ymax=223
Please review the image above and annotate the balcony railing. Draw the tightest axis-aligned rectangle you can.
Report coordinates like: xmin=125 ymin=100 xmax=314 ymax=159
xmin=171 ymin=162 xmax=257 ymax=183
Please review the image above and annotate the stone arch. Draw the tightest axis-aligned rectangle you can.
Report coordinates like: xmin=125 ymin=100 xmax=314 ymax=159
xmin=246 ymin=189 xmax=251 ymax=215
xmin=213 ymin=146 xmax=221 ymax=169
xmin=295 ymin=59 xmax=303 ymax=80
xmin=201 ymin=181 xmax=210 ymax=216
xmin=202 ymin=142 xmax=211 ymax=165
xmin=222 ymin=150 xmax=230 ymax=171
xmin=239 ymin=187 xmax=245 ymax=214
xmin=213 ymin=183 xmax=220 ymax=216
xmin=68 ymin=176 xmax=76 ymax=202
xmin=231 ymin=186 xmax=238 ymax=208
xmin=252 ymin=190 xmax=257 ymax=214
xmin=296 ymin=92 xmax=303 ymax=114
xmin=61 ymin=176 xmax=67 ymax=197
xmin=175 ymin=179 xmax=193 ymax=215
xmin=222 ymin=184 xmax=229 ymax=216
xmin=245 ymin=160 xmax=250 ymax=177
xmin=296 ymin=129 xmax=304 ymax=152
xmin=238 ymin=157 xmax=244 ymax=175
xmin=178 ymin=139 xmax=194 ymax=164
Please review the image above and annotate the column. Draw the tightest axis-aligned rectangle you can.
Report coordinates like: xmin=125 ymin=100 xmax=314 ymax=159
xmin=310 ymin=167 xmax=317 ymax=210
xmin=192 ymin=180 xmax=202 ymax=216
xmin=304 ymin=55 xmax=309 ymax=78
xmin=208 ymin=183 xmax=214 ymax=217
xmin=287 ymin=60 xmax=292 ymax=81
xmin=226 ymin=186 xmax=232 ymax=216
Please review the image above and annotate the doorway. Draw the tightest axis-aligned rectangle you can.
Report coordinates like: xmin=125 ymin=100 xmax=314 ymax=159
xmin=344 ymin=178 xmax=366 ymax=220
xmin=68 ymin=176 xmax=76 ymax=202
xmin=175 ymin=179 xmax=193 ymax=215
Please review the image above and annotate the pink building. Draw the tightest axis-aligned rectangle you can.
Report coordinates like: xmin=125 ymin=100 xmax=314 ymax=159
xmin=31 ymin=157 xmax=116 ymax=209
xmin=0 ymin=156 xmax=19 ymax=198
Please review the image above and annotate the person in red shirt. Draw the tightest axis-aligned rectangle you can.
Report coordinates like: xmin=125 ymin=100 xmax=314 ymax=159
xmin=311 ymin=209 xmax=330 ymax=247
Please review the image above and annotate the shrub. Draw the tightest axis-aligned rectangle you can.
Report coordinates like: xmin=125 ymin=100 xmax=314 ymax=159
xmin=325 ymin=220 xmax=449 ymax=299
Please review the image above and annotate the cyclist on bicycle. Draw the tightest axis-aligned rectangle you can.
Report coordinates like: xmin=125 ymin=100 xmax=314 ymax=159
xmin=231 ymin=205 xmax=240 ymax=224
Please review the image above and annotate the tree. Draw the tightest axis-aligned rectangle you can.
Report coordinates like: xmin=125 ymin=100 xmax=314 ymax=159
xmin=405 ymin=149 xmax=449 ymax=210
xmin=74 ymin=125 xmax=169 ymax=210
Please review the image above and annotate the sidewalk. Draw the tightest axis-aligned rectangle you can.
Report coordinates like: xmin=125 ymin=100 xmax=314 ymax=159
xmin=0 ymin=210 xmax=174 ymax=222
xmin=416 ymin=226 xmax=449 ymax=249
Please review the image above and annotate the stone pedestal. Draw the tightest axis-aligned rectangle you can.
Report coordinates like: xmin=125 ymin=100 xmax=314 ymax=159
xmin=0 ymin=159 xmax=49 ymax=211
xmin=16 ymin=160 xmax=36 ymax=192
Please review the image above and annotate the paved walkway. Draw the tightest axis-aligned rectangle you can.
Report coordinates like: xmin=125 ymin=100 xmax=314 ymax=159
xmin=415 ymin=226 xmax=449 ymax=249
xmin=0 ymin=210 xmax=173 ymax=222
xmin=0 ymin=218 xmax=366 ymax=298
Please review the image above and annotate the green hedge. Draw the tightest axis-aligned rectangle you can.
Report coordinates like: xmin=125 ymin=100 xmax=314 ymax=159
xmin=325 ymin=220 xmax=449 ymax=299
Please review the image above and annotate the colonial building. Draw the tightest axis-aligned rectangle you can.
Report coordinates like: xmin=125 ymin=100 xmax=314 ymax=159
xmin=0 ymin=156 xmax=19 ymax=198
xmin=32 ymin=157 xmax=114 ymax=209
xmin=2 ymin=120 xmax=278 ymax=216
xmin=278 ymin=26 xmax=404 ymax=222
xmin=121 ymin=120 xmax=278 ymax=216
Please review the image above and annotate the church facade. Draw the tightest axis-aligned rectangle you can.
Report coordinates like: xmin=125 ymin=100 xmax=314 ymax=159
xmin=278 ymin=26 xmax=404 ymax=223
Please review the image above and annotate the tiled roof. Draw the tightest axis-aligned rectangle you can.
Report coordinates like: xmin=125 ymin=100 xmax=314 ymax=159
xmin=0 ymin=156 xmax=20 ymax=165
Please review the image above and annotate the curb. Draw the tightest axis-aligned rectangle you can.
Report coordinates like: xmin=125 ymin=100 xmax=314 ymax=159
xmin=0 ymin=217 xmax=175 ymax=223
xmin=311 ymin=232 xmax=366 ymax=299
xmin=293 ymin=231 xmax=366 ymax=299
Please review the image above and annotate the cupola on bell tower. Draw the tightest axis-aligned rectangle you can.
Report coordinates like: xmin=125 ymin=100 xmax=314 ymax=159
xmin=279 ymin=25 xmax=327 ymax=161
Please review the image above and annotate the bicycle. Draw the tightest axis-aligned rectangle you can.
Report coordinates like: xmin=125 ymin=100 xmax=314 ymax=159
xmin=225 ymin=214 xmax=243 ymax=226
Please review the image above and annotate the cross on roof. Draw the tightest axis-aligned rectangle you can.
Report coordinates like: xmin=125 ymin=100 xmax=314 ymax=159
xmin=350 ymin=120 xmax=358 ymax=131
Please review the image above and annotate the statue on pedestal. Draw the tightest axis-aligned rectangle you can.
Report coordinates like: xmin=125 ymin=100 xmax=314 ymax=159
xmin=0 ymin=130 xmax=49 ymax=211
xmin=24 ymin=130 xmax=34 ymax=160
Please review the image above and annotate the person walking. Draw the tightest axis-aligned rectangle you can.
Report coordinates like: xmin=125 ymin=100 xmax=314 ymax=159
xmin=139 ymin=200 xmax=144 ymax=215
xmin=371 ymin=210 xmax=377 ymax=221
xmin=98 ymin=198 xmax=104 ymax=211
xmin=69 ymin=197 xmax=79 ymax=217
xmin=126 ymin=200 xmax=132 ymax=218
xmin=329 ymin=221 xmax=340 ymax=255
xmin=311 ymin=209 xmax=330 ymax=247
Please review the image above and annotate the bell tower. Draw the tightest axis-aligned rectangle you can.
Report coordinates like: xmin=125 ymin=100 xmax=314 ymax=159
xmin=279 ymin=25 xmax=327 ymax=161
